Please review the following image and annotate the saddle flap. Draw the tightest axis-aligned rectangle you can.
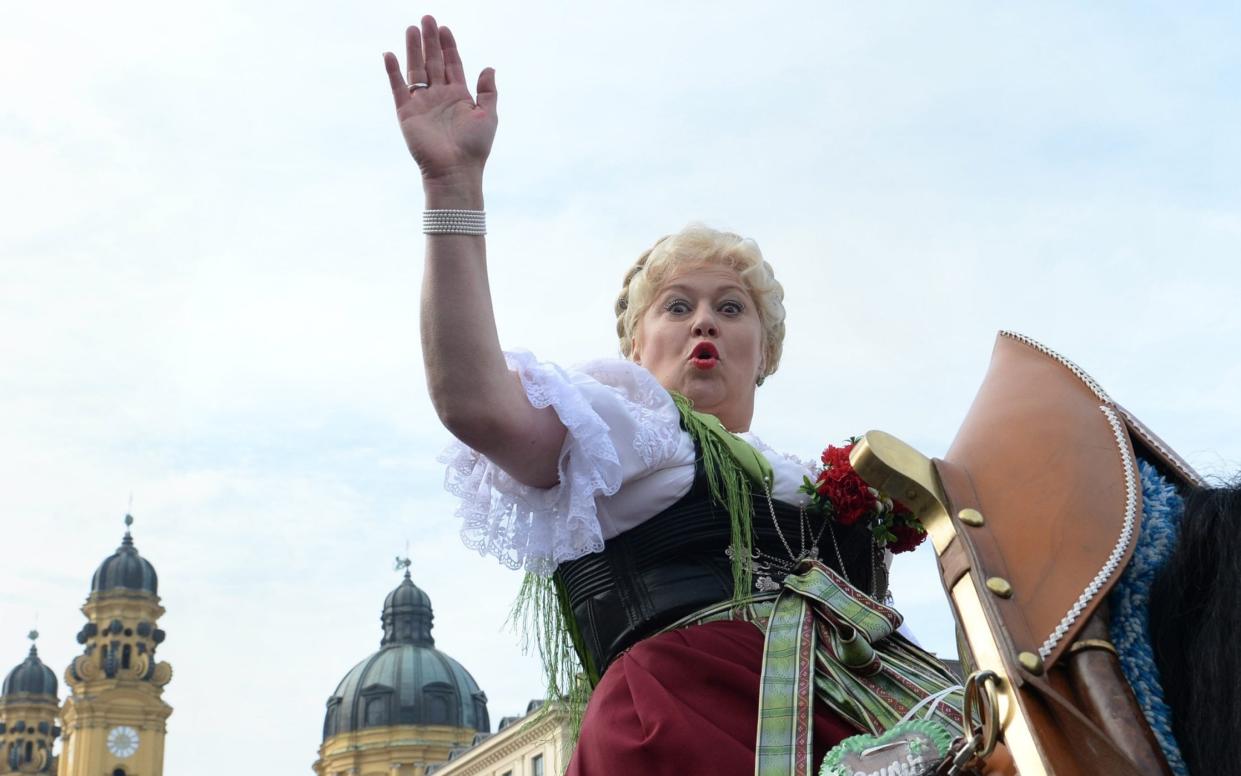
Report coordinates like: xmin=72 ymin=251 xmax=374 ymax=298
xmin=850 ymin=331 xmax=1199 ymax=774
xmin=941 ymin=331 xmax=1142 ymax=670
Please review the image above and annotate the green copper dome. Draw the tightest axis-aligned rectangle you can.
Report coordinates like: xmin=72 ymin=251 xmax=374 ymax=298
xmin=2 ymin=640 xmax=57 ymax=700
xmin=322 ymin=572 xmax=489 ymax=739
xmin=90 ymin=518 xmax=158 ymax=595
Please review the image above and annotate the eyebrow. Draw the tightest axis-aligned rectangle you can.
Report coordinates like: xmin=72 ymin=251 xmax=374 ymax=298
xmin=660 ymin=284 xmax=751 ymax=299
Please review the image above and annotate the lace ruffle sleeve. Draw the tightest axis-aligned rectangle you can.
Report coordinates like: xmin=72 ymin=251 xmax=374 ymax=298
xmin=438 ymin=351 xmax=685 ymax=575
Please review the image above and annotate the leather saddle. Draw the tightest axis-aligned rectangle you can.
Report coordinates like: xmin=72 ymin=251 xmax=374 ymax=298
xmin=851 ymin=331 xmax=1203 ymax=775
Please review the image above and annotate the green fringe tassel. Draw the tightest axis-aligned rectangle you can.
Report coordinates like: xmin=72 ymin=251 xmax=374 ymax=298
xmin=669 ymin=391 xmax=773 ymax=608
xmin=509 ymin=391 xmax=774 ymax=768
xmin=508 ymin=572 xmax=596 ymax=766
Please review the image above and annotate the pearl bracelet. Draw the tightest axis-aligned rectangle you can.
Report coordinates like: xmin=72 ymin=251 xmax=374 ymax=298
xmin=423 ymin=209 xmax=486 ymax=236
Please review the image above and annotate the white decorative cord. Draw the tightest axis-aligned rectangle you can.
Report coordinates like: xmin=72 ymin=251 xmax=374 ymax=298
xmin=1003 ymin=331 xmax=1204 ymax=487
xmin=998 ymin=330 xmax=1111 ymax=402
xmin=897 ymin=684 xmax=965 ymax=725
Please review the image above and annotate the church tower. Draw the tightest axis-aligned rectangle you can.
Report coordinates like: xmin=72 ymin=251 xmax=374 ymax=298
xmin=314 ymin=561 xmax=490 ymax=776
xmin=58 ymin=516 xmax=173 ymax=776
xmin=0 ymin=632 xmax=60 ymax=774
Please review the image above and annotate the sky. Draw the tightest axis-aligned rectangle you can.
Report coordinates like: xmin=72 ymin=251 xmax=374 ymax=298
xmin=2 ymin=2 xmax=1239 ymax=774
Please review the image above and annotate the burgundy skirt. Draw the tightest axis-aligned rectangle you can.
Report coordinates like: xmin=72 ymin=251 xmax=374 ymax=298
xmin=567 ymin=619 xmax=860 ymax=776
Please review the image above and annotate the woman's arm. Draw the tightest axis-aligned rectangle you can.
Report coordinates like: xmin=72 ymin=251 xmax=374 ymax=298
xmin=384 ymin=16 xmax=566 ymax=487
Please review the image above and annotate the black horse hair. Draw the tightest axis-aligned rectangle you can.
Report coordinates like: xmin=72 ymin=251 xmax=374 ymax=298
xmin=1148 ymin=479 xmax=1241 ymax=776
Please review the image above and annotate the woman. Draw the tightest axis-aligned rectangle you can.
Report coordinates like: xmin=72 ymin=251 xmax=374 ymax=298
xmin=382 ymin=17 xmax=972 ymax=775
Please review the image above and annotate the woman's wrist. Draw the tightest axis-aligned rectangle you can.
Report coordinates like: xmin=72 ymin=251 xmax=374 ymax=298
xmin=423 ymin=172 xmax=485 ymax=210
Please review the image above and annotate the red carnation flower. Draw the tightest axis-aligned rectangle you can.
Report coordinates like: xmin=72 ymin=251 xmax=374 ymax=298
xmin=814 ymin=443 xmax=877 ymax=527
xmin=802 ymin=438 xmax=928 ymax=552
xmin=820 ymin=444 xmax=852 ymax=469
xmin=888 ymin=521 xmax=927 ymax=554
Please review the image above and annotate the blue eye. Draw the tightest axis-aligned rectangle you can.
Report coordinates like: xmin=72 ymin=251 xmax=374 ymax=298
xmin=719 ymin=300 xmax=744 ymax=315
xmin=664 ymin=299 xmax=692 ymax=314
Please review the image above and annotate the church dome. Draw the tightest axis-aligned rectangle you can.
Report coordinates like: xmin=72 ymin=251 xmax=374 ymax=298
xmin=381 ymin=570 xmax=434 ymax=645
xmin=91 ymin=517 xmax=158 ymax=595
xmin=322 ymin=571 xmax=489 ymax=740
xmin=2 ymin=638 xmax=57 ymax=699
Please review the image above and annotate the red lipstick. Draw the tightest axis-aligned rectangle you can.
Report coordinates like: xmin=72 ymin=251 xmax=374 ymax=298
xmin=690 ymin=341 xmax=719 ymax=370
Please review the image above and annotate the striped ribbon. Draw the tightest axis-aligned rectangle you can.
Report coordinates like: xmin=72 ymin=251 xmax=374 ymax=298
xmin=755 ymin=560 xmax=965 ymax=776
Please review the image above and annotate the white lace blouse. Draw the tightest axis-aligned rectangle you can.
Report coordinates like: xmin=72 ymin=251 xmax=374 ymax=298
xmin=440 ymin=350 xmax=818 ymax=576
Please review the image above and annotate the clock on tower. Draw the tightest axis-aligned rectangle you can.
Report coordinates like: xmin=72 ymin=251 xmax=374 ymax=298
xmin=106 ymin=726 xmax=139 ymax=759
xmin=58 ymin=516 xmax=173 ymax=776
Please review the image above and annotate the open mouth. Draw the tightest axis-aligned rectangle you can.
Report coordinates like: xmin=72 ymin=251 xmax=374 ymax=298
xmin=690 ymin=342 xmax=719 ymax=369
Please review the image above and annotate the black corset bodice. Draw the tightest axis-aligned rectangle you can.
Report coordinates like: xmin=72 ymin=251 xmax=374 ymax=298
xmin=555 ymin=459 xmax=877 ymax=674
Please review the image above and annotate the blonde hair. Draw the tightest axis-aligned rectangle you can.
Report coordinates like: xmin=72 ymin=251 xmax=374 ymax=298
xmin=614 ymin=225 xmax=786 ymax=384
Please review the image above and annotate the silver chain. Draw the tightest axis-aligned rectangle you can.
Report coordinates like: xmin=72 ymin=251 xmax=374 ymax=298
xmin=748 ymin=482 xmax=876 ymax=599
xmin=762 ymin=483 xmax=830 ymax=564
xmin=825 ymin=519 xmax=847 ymax=576
xmin=734 ymin=483 xmax=845 ymax=593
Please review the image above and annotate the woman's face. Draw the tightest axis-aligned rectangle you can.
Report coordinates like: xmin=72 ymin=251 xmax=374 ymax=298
xmin=632 ymin=265 xmax=764 ymax=432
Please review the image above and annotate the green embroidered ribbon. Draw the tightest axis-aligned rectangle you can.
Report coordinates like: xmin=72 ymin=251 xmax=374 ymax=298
xmin=755 ymin=560 xmax=965 ymax=776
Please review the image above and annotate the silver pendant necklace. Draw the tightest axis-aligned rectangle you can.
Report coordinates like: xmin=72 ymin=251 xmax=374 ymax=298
xmin=726 ymin=482 xmax=848 ymax=593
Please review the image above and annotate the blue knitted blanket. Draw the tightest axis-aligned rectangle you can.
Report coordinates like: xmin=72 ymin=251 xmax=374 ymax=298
xmin=1108 ymin=459 xmax=1188 ymax=776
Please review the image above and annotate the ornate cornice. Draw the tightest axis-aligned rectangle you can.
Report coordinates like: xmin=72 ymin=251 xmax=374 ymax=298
xmin=433 ymin=709 xmax=567 ymax=775
xmin=318 ymin=724 xmax=476 ymax=756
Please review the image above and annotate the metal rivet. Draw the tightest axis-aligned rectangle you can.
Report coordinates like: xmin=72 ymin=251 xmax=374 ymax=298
xmin=1018 ymin=652 xmax=1044 ymax=675
xmin=985 ymin=577 xmax=1013 ymax=598
xmin=958 ymin=508 xmax=985 ymax=527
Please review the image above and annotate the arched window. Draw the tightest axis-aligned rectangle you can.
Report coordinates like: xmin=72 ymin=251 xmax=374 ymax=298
xmin=24 ymin=742 xmax=32 ymax=762
xmin=323 ymin=698 xmax=340 ymax=739
xmin=423 ymin=683 xmax=457 ymax=725
xmin=359 ymin=684 xmax=393 ymax=727
xmin=122 ymin=644 xmax=132 ymax=670
xmin=472 ymin=692 xmax=490 ymax=731
xmin=113 ymin=768 xmax=127 ymax=776
xmin=428 ymin=694 xmax=450 ymax=724
xmin=364 ymin=696 xmax=389 ymax=726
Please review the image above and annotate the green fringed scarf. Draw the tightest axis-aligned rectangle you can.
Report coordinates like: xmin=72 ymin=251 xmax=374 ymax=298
xmin=509 ymin=390 xmax=774 ymax=762
xmin=670 ymin=391 xmax=773 ymax=607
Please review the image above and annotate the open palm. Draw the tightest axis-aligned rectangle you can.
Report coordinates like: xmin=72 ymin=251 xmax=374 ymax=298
xmin=383 ymin=16 xmax=497 ymax=183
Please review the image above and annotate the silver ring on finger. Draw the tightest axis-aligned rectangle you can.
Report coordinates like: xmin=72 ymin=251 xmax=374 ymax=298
xmin=409 ymin=82 xmax=430 ymax=91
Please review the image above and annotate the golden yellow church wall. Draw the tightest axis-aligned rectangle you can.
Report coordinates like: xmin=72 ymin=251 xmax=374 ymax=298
xmin=81 ymin=592 xmax=165 ymax=623
xmin=0 ymin=695 xmax=60 ymax=775
xmin=57 ymin=684 xmax=171 ymax=776
xmin=57 ymin=724 xmax=166 ymax=776
xmin=314 ymin=723 xmax=480 ymax=776
xmin=73 ymin=593 xmax=171 ymax=689
xmin=59 ymin=587 xmax=172 ymax=776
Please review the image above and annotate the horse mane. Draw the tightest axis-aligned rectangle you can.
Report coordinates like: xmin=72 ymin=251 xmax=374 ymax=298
xmin=1149 ymin=479 xmax=1241 ymax=775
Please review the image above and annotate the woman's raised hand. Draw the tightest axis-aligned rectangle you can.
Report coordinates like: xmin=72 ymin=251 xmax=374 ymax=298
xmin=383 ymin=16 xmax=497 ymax=186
